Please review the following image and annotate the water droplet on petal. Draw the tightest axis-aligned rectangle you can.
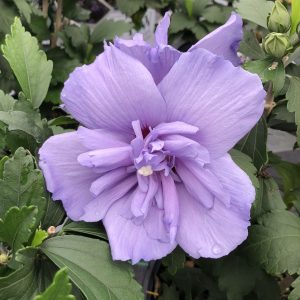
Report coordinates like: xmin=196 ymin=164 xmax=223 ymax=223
xmin=212 ymin=243 xmax=222 ymax=255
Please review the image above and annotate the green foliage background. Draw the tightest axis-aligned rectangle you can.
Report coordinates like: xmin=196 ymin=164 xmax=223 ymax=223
xmin=0 ymin=0 xmax=300 ymax=299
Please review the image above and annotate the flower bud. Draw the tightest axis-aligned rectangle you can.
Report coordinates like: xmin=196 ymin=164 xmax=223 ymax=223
xmin=267 ymin=0 xmax=291 ymax=33
xmin=263 ymin=33 xmax=291 ymax=58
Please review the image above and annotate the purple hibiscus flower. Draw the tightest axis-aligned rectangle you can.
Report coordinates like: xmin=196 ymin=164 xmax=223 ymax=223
xmin=39 ymin=12 xmax=266 ymax=263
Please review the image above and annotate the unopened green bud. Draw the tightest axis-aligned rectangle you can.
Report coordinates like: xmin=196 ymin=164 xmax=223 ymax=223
xmin=263 ymin=33 xmax=291 ymax=58
xmin=267 ymin=0 xmax=291 ymax=33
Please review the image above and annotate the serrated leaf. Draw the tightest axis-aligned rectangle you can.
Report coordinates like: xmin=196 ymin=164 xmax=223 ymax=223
xmin=291 ymin=0 xmax=300 ymax=34
xmin=63 ymin=222 xmax=108 ymax=240
xmin=91 ymin=19 xmax=133 ymax=44
xmin=289 ymin=276 xmax=300 ymax=300
xmin=116 ymin=0 xmax=145 ymax=16
xmin=202 ymin=6 xmax=232 ymax=24
xmin=0 ymin=147 xmax=46 ymax=223
xmin=1 ymin=18 xmax=53 ymax=108
xmin=35 ymin=268 xmax=75 ymax=300
xmin=0 ymin=206 xmax=37 ymax=252
xmin=234 ymin=0 xmax=274 ymax=28
xmin=243 ymin=210 xmax=300 ymax=274
xmin=244 ymin=58 xmax=285 ymax=96
xmin=287 ymin=77 xmax=300 ymax=144
xmin=41 ymin=235 xmax=143 ymax=300
xmin=169 ymin=12 xmax=196 ymax=34
xmin=239 ymin=30 xmax=265 ymax=60
xmin=229 ymin=149 xmax=259 ymax=189
xmin=235 ymin=117 xmax=268 ymax=170
xmin=251 ymin=177 xmax=286 ymax=221
xmin=160 ymin=284 xmax=180 ymax=300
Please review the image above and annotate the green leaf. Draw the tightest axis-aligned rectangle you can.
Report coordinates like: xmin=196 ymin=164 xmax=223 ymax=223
xmin=35 ymin=268 xmax=75 ymax=300
xmin=31 ymin=229 xmax=48 ymax=247
xmin=47 ymin=48 xmax=80 ymax=85
xmin=0 ymin=206 xmax=37 ymax=252
xmin=13 ymin=0 xmax=32 ymax=23
xmin=185 ymin=0 xmax=193 ymax=17
xmin=160 ymin=284 xmax=180 ymax=300
xmin=251 ymin=177 xmax=286 ymax=221
xmin=0 ymin=247 xmax=38 ymax=299
xmin=0 ymin=147 xmax=46 ymax=223
xmin=243 ymin=210 xmax=300 ymax=274
xmin=235 ymin=117 xmax=268 ymax=170
xmin=41 ymin=196 xmax=65 ymax=229
xmin=63 ymin=222 xmax=108 ymax=240
xmin=287 ymin=76 xmax=300 ymax=144
xmin=289 ymin=276 xmax=300 ymax=300
xmin=0 ymin=247 xmax=58 ymax=299
xmin=1 ymin=17 xmax=53 ymax=108
xmin=41 ymin=235 xmax=143 ymax=300
xmin=239 ymin=30 xmax=266 ymax=60
xmin=234 ymin=0 xmax=274 ymax=28
xmin=169 ymin=12 xmax=196 ymax=34
xmin=116 ymin=0 xmax=145 ymax=16
xmin=0 ymin=90 xmax=16 ymax=111
xmin=162 ymin=247 xmax=186 ymax=275
xmin=0 ymin=0 xmax=17 ymax=35
xmin=244 ymin=58 xmax=285 ymax=96
xmin=291 ymin=0 xmax=300 ymax=34
xmin=229 ymin=149 xmax=259 ymax=189
xmin=202 ymin=6 xmax=232 ymax=24
xmin=91 ymin=20 xmax=133 ymax=44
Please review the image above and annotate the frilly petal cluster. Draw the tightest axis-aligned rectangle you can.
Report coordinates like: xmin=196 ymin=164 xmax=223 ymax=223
xmin=39 ymin=12 xmax=266 ymax=263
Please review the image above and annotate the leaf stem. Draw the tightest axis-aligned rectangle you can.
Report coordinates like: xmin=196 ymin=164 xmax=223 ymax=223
xmin=265 ymin=82 xmax=275 ymax=115
xmin=51 ymin=0 xmax=63 ymax=48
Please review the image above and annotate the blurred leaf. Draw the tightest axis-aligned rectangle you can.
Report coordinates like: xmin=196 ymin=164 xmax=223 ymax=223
xmin=244 ymin=210 xmax=300 ymax=274
xmin=31 ymin=229 xmax=48 ymax=247
xmin=185 ymin=0 xmax=193 ymax=17
xmin=41 ymin=235 xmax=143 ymax=300
xmin=0 ymin=0 xmax=17 ymax=35
xmin=235 ymin=117 xmax=268 ymax=170
xmin=0 ymin=206 xmax=37 ymax=252
xmin=91 ymin=19 xmax=133 ymax=44
xmin=190 ymin=24 xmax=207 ymax=39
xmin=202 ymin=6 xmax=232 ymax=24
xmin=239 ymin=30 xmax=265 ymax=59
xmin=251 ymin=177 xmax=286 ymax=221
xmin=234 ymin=0 xmax=274 ymax=28
xmin=47 ymin=48 xmax=80 ymax=85
xmin=159 ymin=284 xmax=180 ymax=300
xmin=13 ymin=0 xmax=32 ymax=23
xmin=272 ymin=100 xmax=295 ymax=124
xmin=287 ymin=76 xmax=300 ymax=144
xmin=162 ymin=247 xmax=185 ymax=275
xmin=291 ymin=0 xmax=300 ymax=34
xmin=0 ymin=90 xmax=16 ymax=111
xmin=63 ymin=222 xmax=107 ymax=240
xmin=244 ymin=58 xmax=285 ymax=96
xmin=64 ymin=25 xmax=89 ymax=49
xmin=0 ymin=147 xmax=46 ymax=223
xmin=63 ymin=0 xmax=90 ymax=21
xmin=289 ymin=276 xmax=300 ymax=300
xmin=169 ymin=12 xmax=196 ymax=34
xmin=48 ymin=115 xmax=77 ymax=126
xmin=29 ymin=14 xmax=50 ymax=41
xmin=116 ymin=0 xmax=145 ymax=16
xmin=1 ymin=18 xmax=53 ymax=108
xmin=35 ymin=268 xmax=75 ymax=300
xmin=230 ymin=149 xmax=259 ymax=189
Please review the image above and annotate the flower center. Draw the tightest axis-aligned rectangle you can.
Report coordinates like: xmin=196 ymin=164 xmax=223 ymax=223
xmin=131 ymin=120 xmax=205 ymax=177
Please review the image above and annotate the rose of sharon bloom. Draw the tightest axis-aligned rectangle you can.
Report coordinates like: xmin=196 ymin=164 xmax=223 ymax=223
xmin=39 ymin=12 xmax=266 ymax=263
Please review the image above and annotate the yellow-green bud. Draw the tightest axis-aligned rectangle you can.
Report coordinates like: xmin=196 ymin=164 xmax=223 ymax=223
xmin=263 ymin=33 xmax=291 ymax=58
xmin=267 ymin=0 xmax=291 ymax=33
xmin=0 ymin=253 xmax=9 ymax=265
